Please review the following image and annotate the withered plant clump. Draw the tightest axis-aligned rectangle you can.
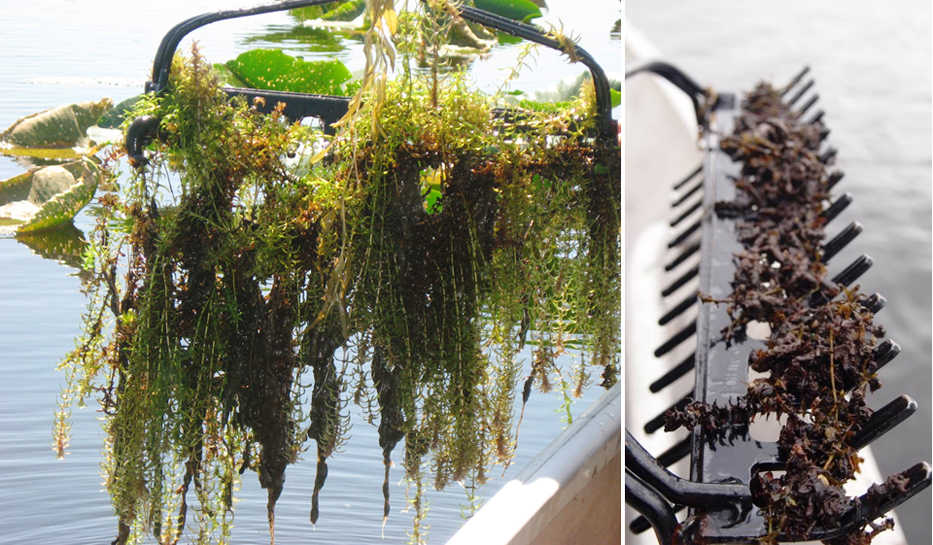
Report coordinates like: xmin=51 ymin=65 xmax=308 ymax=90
xmin=664 ymin=82 xmax=896 ymax=544
xmin=54 ymin=28 xmax=619 ymax=545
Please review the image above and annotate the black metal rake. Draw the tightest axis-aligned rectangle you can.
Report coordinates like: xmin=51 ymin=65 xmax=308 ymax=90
xmin=624 ymin=64 xmax=931 ymax=544
xmin=124 ymin=0 xmax=617 ymax=167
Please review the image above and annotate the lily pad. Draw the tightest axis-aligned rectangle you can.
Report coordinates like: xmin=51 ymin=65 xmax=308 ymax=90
xmin=0 ymin=144 xmax=84 ymax=161
xmin=0 ymin=157 xmax=102 ymax=234
xmin=212 ymin=63 xmax=249 ymax=88
xmin=225 ymin=49 xmax=353 ymax=95
xmin=319 ymin=0 xmax=365 ymax=22
xmin=289 ymin=0 xmax=365 ymax=23
xmin=1 ymin=99 xmax=112 ymax=148
xmin=473 ymin=0 xmax=542 ymax=22
xmin=96 ymin=95 xmax=143 ymax=129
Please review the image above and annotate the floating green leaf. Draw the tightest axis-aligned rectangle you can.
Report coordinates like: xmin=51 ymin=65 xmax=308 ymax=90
xmin=96 ymin=95 xmax=143 ymax=129
xmin=473 ymin=0 xmax=542 ymax=22
xmin=497 ymin=32 xmax=523 ymax=45
xmin=0 ymin=145 xmax=84 ymax=161
xmin=288 ymin=0 xmax=365 ymax=22
xmin=320 ymin=0 xmax=365 ymax=21
xmin=225 ymin=49 xmax=353 ymax=95
xmin=288 ymin=5 xmax=324 ymax=21
xmin=0 ymin=171 xmax=32 ymax=205
xmin=212 ymin=63 xmax=248 ymax=88
xmin=1 ymin=99 xmax=112 ymax=148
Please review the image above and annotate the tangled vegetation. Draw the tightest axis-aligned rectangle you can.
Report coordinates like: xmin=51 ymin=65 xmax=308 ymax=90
xmin=664 ymin=82 xmax=896 ymax=544
xmin=55 ymin=6 xmax=619 ymax=544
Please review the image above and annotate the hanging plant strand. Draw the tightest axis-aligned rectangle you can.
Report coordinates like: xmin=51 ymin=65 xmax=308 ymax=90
xmin=55 ymin=9 xmax=619 ymax=545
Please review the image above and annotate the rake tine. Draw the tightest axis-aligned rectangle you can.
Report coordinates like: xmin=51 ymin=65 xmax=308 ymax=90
xmin=832 ymin=254 xmax=872 ymax=286
xmin=849 ymin=395 xmax=917 ymax=450
xmin=793 ymin=93 xmax=819 ymax=118
xmin=820 ymin=147 xmax=838 ymax=164
xmin=804 ymin=463 xmax=932 ymax=541
xmin=650 ymin=352 xmax=696 ymax=393
xmin=668 ymin=219 xmax=701 ymax=248
xmin=673 ymin=164 xmax=703 ymax=191
xmin=657 ymin=436 xmax=692 ymax=467
xmin=786 ymin=79 xmax=814 ymax=107
xmin=862 ymin=292 xmax=886 ymax=313
xmin=827 ymin=170 xmax=845 ymax=189
xmin=665 ymin=242 xmax=701 ymax=271
xmin=662 ymin=266 xmax=700 ymax=297
xmin=644 ymin=395 xmax=691 ymax=434
xmin=821 ymin=221 xmax=861 ymax=263
xmin=780 ymin=66 xmax=810 ymax=96
xmin=654 ymin=321 xmax=697 ymax=358
xmin=873 ymin=338 xmax=901 ymax=370
xmin=672 ymin=180 xmax=703 ymax=208
xmin=820 ymin=193 xmax=853 ymax=223
xmin=658 ymin=292 xmax=698 ymax=326
xmin=670 ymin=199 xmax=703 ymax=227
xmin=807 ymin=109 xmax=825 ymax=124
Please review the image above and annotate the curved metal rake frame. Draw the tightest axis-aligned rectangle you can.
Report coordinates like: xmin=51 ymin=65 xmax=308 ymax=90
xmin=126 ymin=0 xmax=618 ymax=165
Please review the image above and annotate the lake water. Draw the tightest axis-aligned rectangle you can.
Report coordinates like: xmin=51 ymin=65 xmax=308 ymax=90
xmin=627 ymin=1 xmax=931 ymax=543
xmin=0 ymin=1 xmax=620 ymax=543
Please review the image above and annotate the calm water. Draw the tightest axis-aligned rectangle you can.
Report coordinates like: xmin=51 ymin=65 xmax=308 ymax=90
xmin=0 ymin=1 xmax=620 ymax=543
xmin=628 ymin=1 xmax=931 ymax=543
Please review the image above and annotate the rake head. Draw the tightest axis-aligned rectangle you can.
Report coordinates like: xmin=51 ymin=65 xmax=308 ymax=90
xmin=624 ymin=64 xmax=931 ymax=544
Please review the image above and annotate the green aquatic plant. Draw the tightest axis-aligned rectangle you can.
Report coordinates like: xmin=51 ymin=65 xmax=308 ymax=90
xmin=224 ymin=49 xmax=355 ymax=95
xmin=56 ymin=7 xmax=618 ymax=545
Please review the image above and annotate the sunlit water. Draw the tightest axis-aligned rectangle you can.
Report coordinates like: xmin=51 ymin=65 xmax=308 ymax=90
xmin=0 ymin=1 xmax=620 ymax=543
xmin=627 ymin=1 xmax=931 ymax=543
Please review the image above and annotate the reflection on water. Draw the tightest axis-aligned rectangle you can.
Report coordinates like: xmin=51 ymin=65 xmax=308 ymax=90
xmin=243 ymin=24 xmax=349 ymax=53
xmin=15 ymin=223 xmax=89 ymax=281
xmin=0 ymin=1 xmax=620 ymax=544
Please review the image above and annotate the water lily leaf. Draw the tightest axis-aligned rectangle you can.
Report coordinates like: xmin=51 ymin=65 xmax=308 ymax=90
xmin=0 ymin=171 xmax=32 ymax=205
xmin=320 ymin=0 xmax=365 ymax=21
xmin=289 ymin=1 xmax=365 ymax=23
xmin=0 ymin=158 xmax=102 ymax=234
xmin=225 ymin=49 xmax=352 ymax=95
xmin=610 ymin=88 xmax=621 ymax=108
xmin=288 ymin=6 xmax=325 ymax=21
xmin=473 ymin=0 xmax=542 ymax=22
xmin=0 ymin=145 xmax=83 ymax=161
xmin=1 ymin=99 xmax=112 ymax=148
xmin=213 ymin=63 xmax=249 ymax=88
xmin=423 ymin=187 xmax=442 ymax=214
xmin=497 ymin=32 xmax=522 ymax=45
xmin=97 ymin=95 xmax=143 ymax=129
